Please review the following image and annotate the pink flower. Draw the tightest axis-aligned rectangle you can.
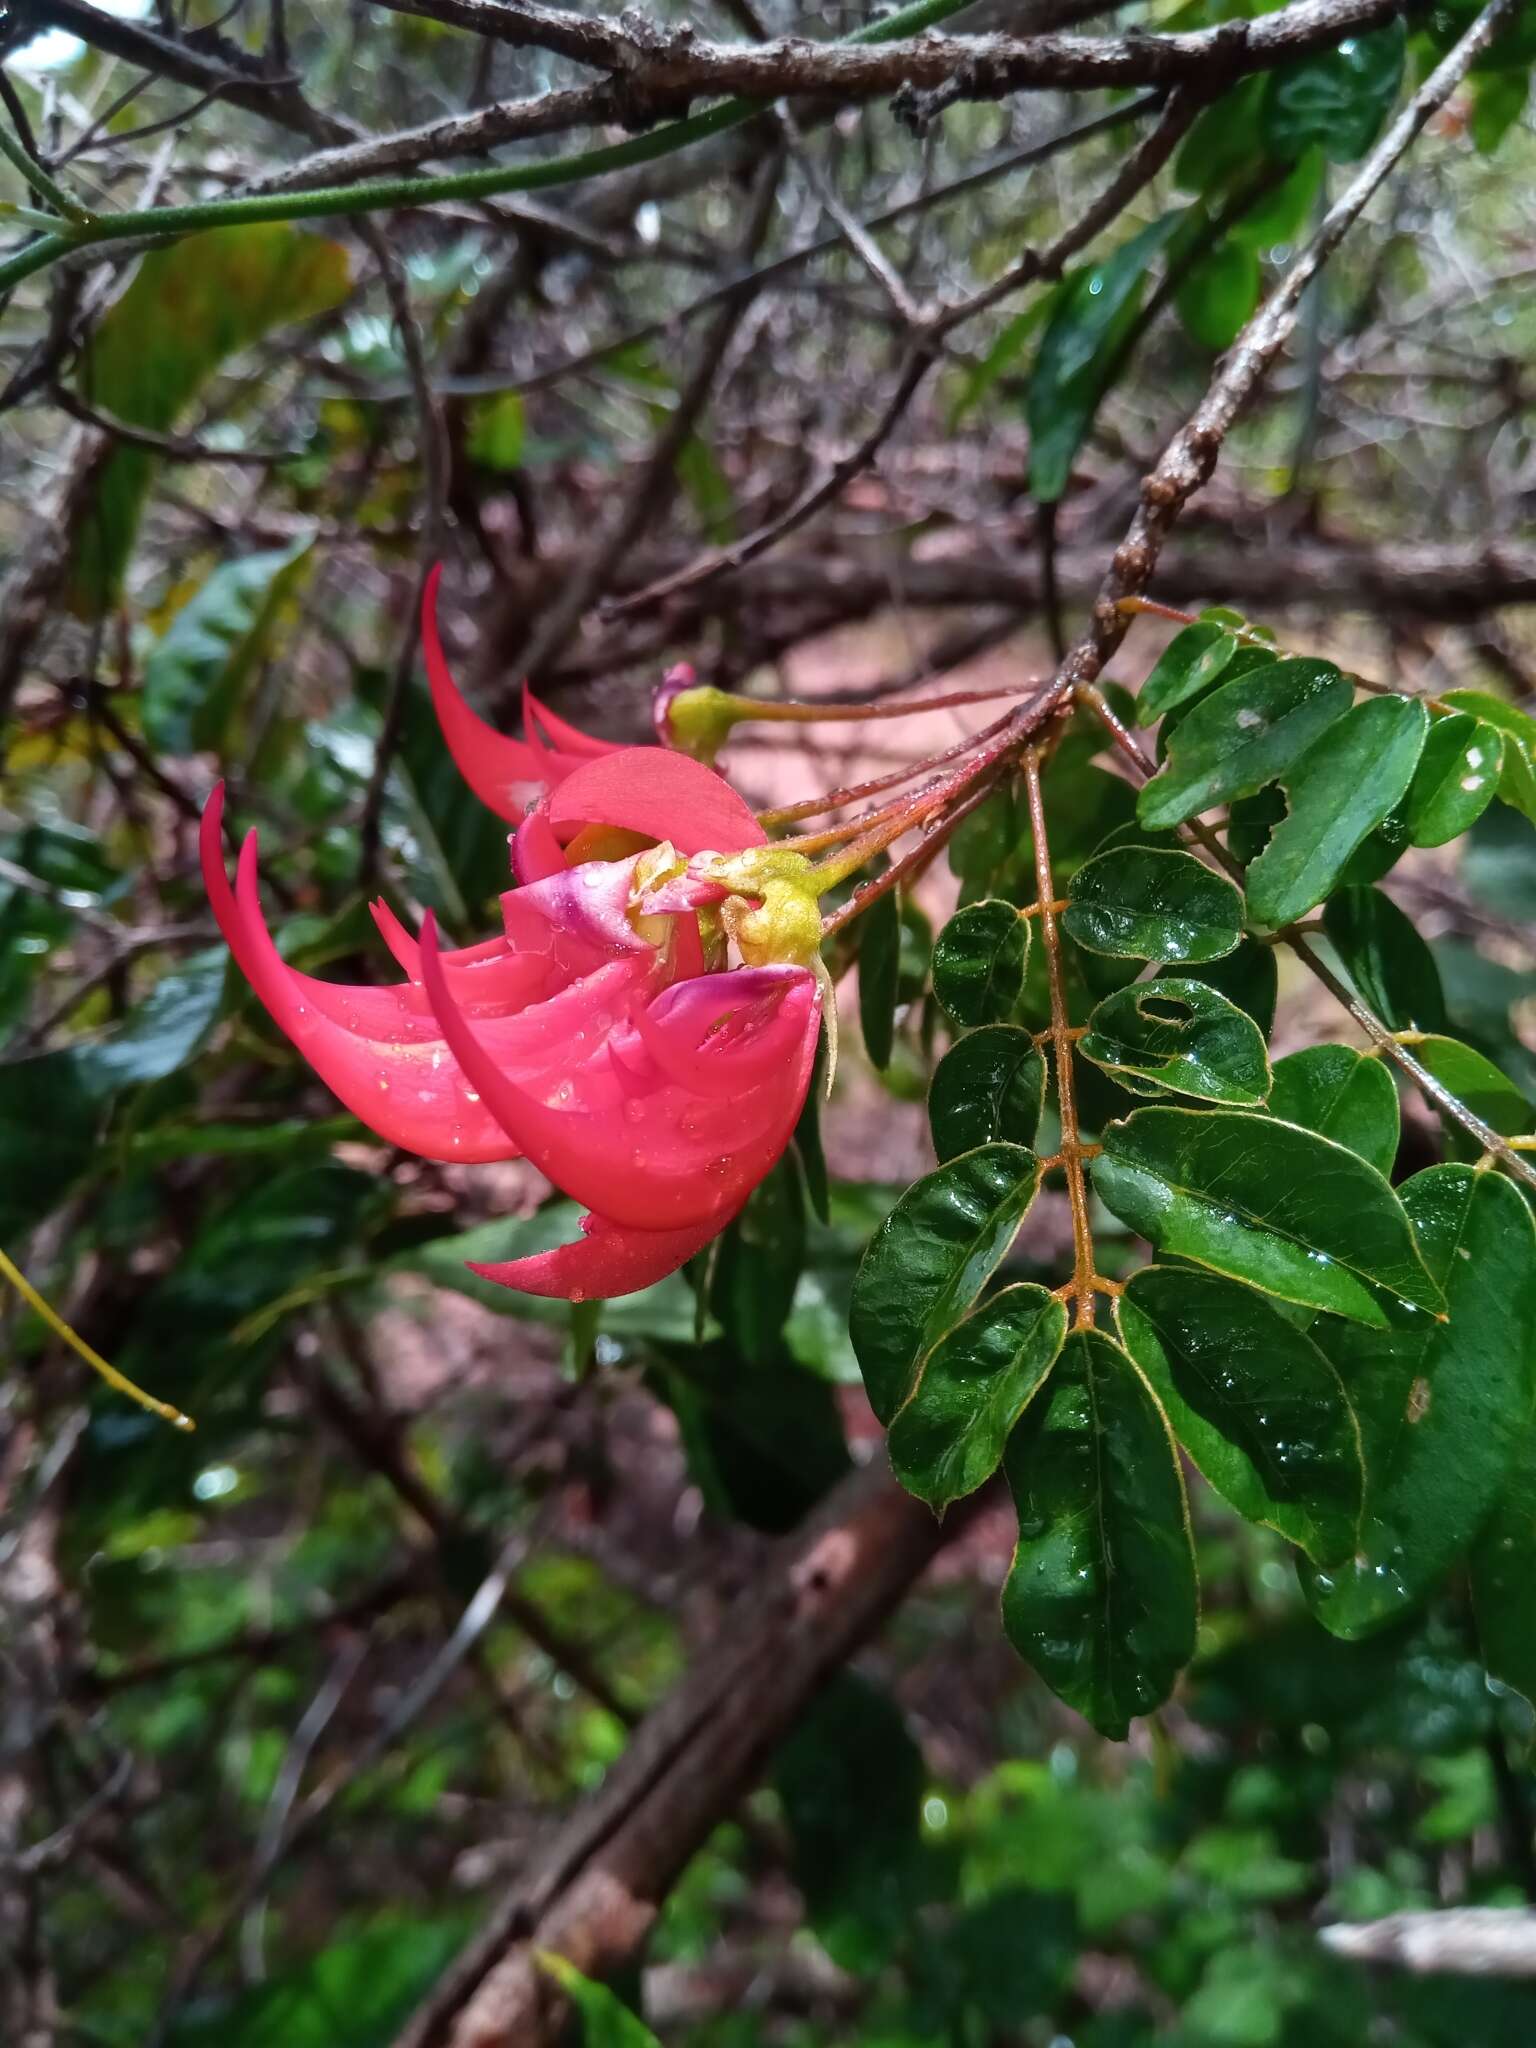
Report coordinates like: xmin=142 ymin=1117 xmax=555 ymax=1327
xmin=200 ymin=737 xmax=822 ymax=1301
xmin=422 ymin=563 xmax=623 ymax=825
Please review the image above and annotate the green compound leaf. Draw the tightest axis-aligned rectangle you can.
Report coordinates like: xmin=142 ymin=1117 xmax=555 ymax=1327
xmin=1407 ymin=1034 xmax=1531 ymax=1139
xmin=1471 ymin=1425 xmax=1536 ymax=1705
xmin=1002 ymin=1329 xmax=1197 ymax=1738
xmin=142 ymin=537 xmax=315 ymax=756
xmin=1080 ymin=979 xmax=1271 ymax=1107
xmin=1138 ymin=659 xmax=1353 ymax=831
xmin=1063 ymin=847 xmax=1244 ymax=963
xmin=1321 ymin=885 xmax=1447 ymax=1034
xmin=850 ymin=1144 xmax=1041 ymax=1425
xmin=857 ymin=885 xmax=902 ymax=1071
xmin=1093 ymin=1107 xmax=1443 ymax=1326
xmin=929 ymin=1025 xmax=1046 ymax=1163
xmin=1303 ymin=1166 xmax=1536 ymax=1638
xmin=887 ymin=1283 xmax=1067 ymax=1510
xmin=1245 ymin=697 xmax=1428 ymax=929
xmin=1267 ymin=1045 xmax=1400 ymax=1179
xmin=1119 ymin=1267 xmax=1364 ymax=1565
xmin=1136 ymin=621 xmax=1241 ymax=725
xmin=933 ymin=899 xmax=1029 ymax=1028
xmin=1263 ymin=18 xmax=1407 ymax=163
xmin=1405 ymin=712 xmax=1501 ymax=847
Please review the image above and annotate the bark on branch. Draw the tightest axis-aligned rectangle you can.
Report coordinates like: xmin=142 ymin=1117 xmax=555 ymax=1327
xmin=393 ymin=1461 xmax=961 ymax=2048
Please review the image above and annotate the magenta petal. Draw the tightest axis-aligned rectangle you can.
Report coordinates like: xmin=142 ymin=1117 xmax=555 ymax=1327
xmin=420 ymin=926 xmax=819 ymax=1231
xmin=630 ymin=968 xmax=817 ymax=1100
xmin=548 ymin=749 xmax=766 ymax=855
xmin=512 ymin=808 xmax=568 ymax=885
xmin=424 ymin=565 xmax=548 ymax=825
xmin=367 ymin=900 xmax=547 ymax=1014
xmin=470 ymin=1207 xmax=728 ymax=1302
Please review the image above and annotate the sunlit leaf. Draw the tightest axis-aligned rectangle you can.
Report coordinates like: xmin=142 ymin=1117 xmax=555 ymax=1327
xmin=1064 ymin=846 xmax=1244 ymax=963
xmin=1002 ymin=1329 xmax=1196 ymax=1737
xmin=1119 ymin=1266 xmax=1363 ymax=1564
xmin=1138 ymin=659 xmax=1352 ymax=831
xmin=850 ymin=1144 xmax=1040 ymax=1424
xmin=1080 ymin=979 xmax=1270 ymax=1106
xmin=928 ymin=1024 xmax=1045 ymax=1163
xmin=1303 ymin=1166 xmax=1536 ymax=1637
xmin=1267 ymin=1044 xmax=1399 ymax=1178
xmin=932 ymin=899 xmax=1029 ymax=1028
xmin=1093 ymin=1107 xmax=1443 ymax=1325
xmin=1245 ymin=697 xmax=1428 ymax=928
xmin=887 ymin=1283 xmax=1067 ymax=1509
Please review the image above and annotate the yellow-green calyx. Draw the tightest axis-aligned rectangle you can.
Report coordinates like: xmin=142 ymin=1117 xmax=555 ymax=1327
xmin=660 ymin=684 xmax=744 ymax=764
xmin=703 ymin=846 xmax=824 ymax=969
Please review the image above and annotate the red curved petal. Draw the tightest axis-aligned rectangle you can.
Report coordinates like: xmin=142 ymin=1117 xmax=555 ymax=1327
xmin=548 ymin=749 xmax=766 ymax=855
xmin=423 ymin=564 xmax=548 ymax=825
xmin=368 ymin=899 xmax=546 ymax=1013
xmin=523 ymin=682 xmax=618 ymax=760
xmin=420 ymin=924 xmax=819 ymax=1231
xmin=470 ymin=1207 xmax=728 ymax=1302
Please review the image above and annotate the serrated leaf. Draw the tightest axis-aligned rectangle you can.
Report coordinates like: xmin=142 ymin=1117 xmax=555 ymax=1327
xmin=1064 ymin=846 xmax=1244 ymax=963
xmin=850 ymin=1144 xmax=1041 ymax=1425
xmin=1093 ymin=1107 xmax=1443 ymax=1325
xmin=1267 ymin=1045 xmax=1400 ymax=1178
xmin=858 ymin=887 xmax=901 ymax=1071
xmin=932 ymin=899 xmax=1029 ymax=1028
xmin=1027 ymin=212 xmax=1186 ymax=504
xmin=71 ymin=226 xmax=350 ymax=610
xmin=1263 ymin=19 xmax=1406 ymax=163
xmin=928 ymin=1025 xmax=1045 ymax=1163
xmin=1138 ymin=659 xmax=1353 ymax=831
xmin=887 ymin=1283 xmax=1067 ymax=1510
xmin=1405 ymin=712 xmax=1501 ymax=847
xmin=1002 ymin=1330 xmax=1197 ymax=1738
xmin=1407 ymin=1034 xmax=1531 ymax=1139
xmin=1303 ymin=1166 xmax=1536 ymax=1637
xmin=1321 ymin=885 xmax=1447 ymax=1033
xmin=1136 ymin=622 xmax=1241 ymax=725
xmin=1471 ymin=1424 xmax=1536 ymax=1703
xmin=1081 ymin=980 xmax=1270 ymax=1106
xmin=142 ymin=538 xmax=314 ymax=756
xmin=1245 ymin=696 xmax=1428 ymax=928
xmin=1119 ymin=1267 xmax=1363 ymax=1564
